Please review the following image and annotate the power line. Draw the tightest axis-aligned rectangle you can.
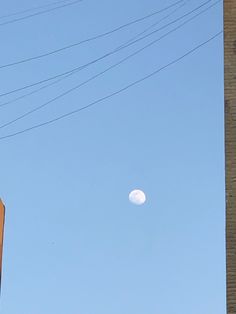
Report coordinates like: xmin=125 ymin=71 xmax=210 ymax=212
xmin=0 ymin=13 xmax=222 ymax=129
xmin=0 ymin=0 xmax=83 ymax=27
xmin=0 ymin=1 xmax=187 ymax=106
xmin=0 ymin=0 xmax=220 ymax=130
xmin=0 ymin=0 xmax=80 ymax=19
xmin=0 ymin=0 xmax=218 ymax=98
xmin=0 ymin=0 xmax=185 ymax=69
xmin=0 ymin=71 xmax=77 ymax=109
xmin=0 ymin=23 xmax=191 ymax=129
xmin=0 ymin=31 xmax=222 ymax=141
xmin=115 ymin=2 xmax=186 ymax=48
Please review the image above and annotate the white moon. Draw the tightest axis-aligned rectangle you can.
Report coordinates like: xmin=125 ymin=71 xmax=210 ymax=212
xmin=129 ymin=189 xmax=146 ymax=205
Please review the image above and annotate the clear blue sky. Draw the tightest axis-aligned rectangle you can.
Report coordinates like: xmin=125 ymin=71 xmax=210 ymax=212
xmin=0 ymin=0 xmax=224 ymax=313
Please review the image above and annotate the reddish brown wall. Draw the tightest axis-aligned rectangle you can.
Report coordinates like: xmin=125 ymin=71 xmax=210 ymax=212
xmin=224 ymin=1 xmax=236 ymax=313
xmin=0 ymin=199 xmax=5 ymax=290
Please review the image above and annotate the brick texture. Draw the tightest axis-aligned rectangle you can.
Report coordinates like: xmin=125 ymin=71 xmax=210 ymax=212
xmin=224 ymin=1 xmax=236 ymax=313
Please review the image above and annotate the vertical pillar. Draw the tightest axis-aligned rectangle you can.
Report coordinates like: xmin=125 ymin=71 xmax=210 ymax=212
xmin=224 ymin=1 xmax=236 ymax=313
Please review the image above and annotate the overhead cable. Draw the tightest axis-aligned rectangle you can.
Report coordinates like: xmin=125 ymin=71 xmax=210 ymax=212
xmin=0 ymin=0 xmax=83 ymax=27
xmin=0 ymin=0 xmax=81 ymax=19
xmin=0 ymin=1 xmax=187 ymax=105
xmin=0 ymin=0 xmax=221 ymax=130
xmin=0 ymin=0 xmax=186 ymax=69
xmin=0 ymin=0 xmax=219 ymax=98
xmin=0 ymin=31 xmax=223 ymax=141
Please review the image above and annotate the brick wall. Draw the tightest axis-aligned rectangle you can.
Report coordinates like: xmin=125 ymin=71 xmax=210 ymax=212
xmin=0 ymin=199 xmax=5 ymax=292
xmin=224 ymin=1 xmax=236 ymax=313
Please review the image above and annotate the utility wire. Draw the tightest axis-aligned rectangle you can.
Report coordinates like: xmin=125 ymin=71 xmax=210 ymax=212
xmin=0 ymin=0 xmax=83 ymax=27
xmin=120 ymin=2 xmax=192 ymax=47
xmin=0 ymin=31 xmax=223 ymax=141
xmin=0 ymin=0 xmax=218 ymax=98
xmin=0 ymin=71 xmax=78 ymax=109
xmin=0 ymin=1 xmax=221 ymax=130
xmin=0 ymin=1 xmax=187 ymax=107
xmin=0 ymin=0 xmax=185 ymax=69
xmin=0 ymin=0 xmax=80 ymax=19
xmin=115 ymin=2 xmax=186 ymax=48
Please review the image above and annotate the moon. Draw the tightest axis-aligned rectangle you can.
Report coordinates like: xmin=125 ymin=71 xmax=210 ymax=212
xmin=129 ymin=189 xmax=146 ymax=205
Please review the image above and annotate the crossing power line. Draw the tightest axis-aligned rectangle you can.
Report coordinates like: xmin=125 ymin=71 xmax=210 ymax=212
xmin=0 ymin=0 xmax=221 ymax=130
xmin=0 ymin=31 xmax=222 ymax=141
xmin=0 ymin=0 xmax=186 ymax=69
xmin=0 ymin=0 xmax=82 ymax=19
xmin=0 ymin=0 xmax=83 ymax=27
xmin=0 ymin=1 xmax=187 ymax=102
xmin=0 ymin=0 xmax=220 ymax=99
xmin=0 ymin=2 xmax=186 ymax=109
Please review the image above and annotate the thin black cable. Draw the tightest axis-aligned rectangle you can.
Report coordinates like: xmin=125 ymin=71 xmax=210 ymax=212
xmin=0 ymin=0 xmax=185 ymax=69
xmin=117 ymin=2 xmax=186 ymax=48
xmin=0 ymin=0 xmax=220 ymax=129
xmin=0 ymin=0 xmax=83 ymax=27
xmin=0 ymin=0 xmax=79 ymax=19
xmin=0 ymin=1 xmax=221 ymax=130
xmin=0 ymin=1 xmax=187 ymax=107
xmin=0 ymin=71 xmax=78 ymax=109
xmin=0 ymin=31 xmax=223 ymax=141
xmin=0 ymin=0 xmax=218 ymax=98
